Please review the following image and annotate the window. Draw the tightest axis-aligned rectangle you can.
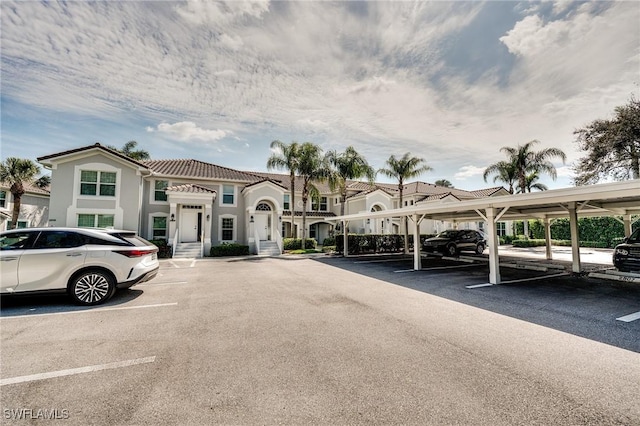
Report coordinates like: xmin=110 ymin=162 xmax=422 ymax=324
xmin=221 ymin=217 xmax=234 ymax=241
xmin=0 ymin=191 xmax=6 ymax=208
xmin=0 ymin=231 xmax=36 ymax=250
xmin=283 ymin=194 xmax=290 ymax=210
xmin=154 ymin=180 xmax=168 ymax=202
xmin=152 ymin=216 xmax=167 ymax=239
xmin=80 ymin=170 xmax=116 ymax=196
xmin=78 ymin=214 xmax=114 ymax=228
xmin=222 ymin=185 xmax=234 ymax=205
xmin=6 ymin=220 xmax=28 ymax=229
xmin=33 ymin=231 xmax=84 ymax=249
xmin=312 ymin=197 xmax=327 ymax=211
xmin=497 ymin=222 xmax=507 ymax=237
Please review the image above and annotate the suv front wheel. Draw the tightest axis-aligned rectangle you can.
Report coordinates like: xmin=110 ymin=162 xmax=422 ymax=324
xmin=69 ymin=270 xmax=116 ymax=306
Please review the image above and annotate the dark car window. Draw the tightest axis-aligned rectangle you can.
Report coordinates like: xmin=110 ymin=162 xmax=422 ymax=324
xmin=82 ymin=234 xmax=129 ymax=246
xmin=627 ymin=229 xmax=640 ymax=244
xmin=33 ymin=231 xmax=85 ymax=249
xmin=0 ymin=231 xmax=38 ymax=250
xmin=109 ymin=232 xmax=153 ymax=247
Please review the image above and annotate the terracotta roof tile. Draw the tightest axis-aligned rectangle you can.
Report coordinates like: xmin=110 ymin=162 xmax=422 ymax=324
xmin=0 ymin=181 xmax=50 ymax=196
xmin=282 ymin=210 xmax=337 ymax=217
xmin=37 ymin=142 xmax=149 ymax=169
xmin=165 ymin=184 xmax=217 ymax=194
xmin=144 ymin=159 xmax=262 ymax=182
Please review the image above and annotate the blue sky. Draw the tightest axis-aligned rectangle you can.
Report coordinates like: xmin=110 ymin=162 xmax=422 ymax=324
xmin=1 ymin=1 xmax=638 ymax=190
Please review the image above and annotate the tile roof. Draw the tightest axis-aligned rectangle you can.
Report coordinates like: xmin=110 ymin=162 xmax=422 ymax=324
xmin=469 ymin=187 xmax=508 ymax=197
xmin=282 ymin=210 xmax=337 ymax=217
xmin=243 ymin=177 xmax=288 ymax=190
xmin=247 ymin=171 xmax=334 ymax=193
xmin=144 ymin=159 xmax=262 ymax=182
xmin=0 ymin=181 xmax=50 ymax=196
xmin=37 ymin=142 xmax=149 ymax=169
xmin=165 ymin=184 xmax=217 ymax=194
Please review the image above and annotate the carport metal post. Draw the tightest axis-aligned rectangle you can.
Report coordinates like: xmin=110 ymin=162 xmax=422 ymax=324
xmin=544 ymin=217 xmax=553 ymax=260
xmin=343 ymin=220 xmax=349 ymax=258
xmin=413 ymin=213 xmax=424 ymax=271
xmin=568 ymin=202 xmax=582 ymax=273
xmin=486 ymin=207 xmax=501 ymax=284
xmin=623 ymin=214 xmax=633 ymax=237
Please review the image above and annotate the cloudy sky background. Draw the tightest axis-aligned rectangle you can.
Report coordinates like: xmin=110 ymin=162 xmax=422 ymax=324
xmin=1 ymin=1 xmax=638 ymax=189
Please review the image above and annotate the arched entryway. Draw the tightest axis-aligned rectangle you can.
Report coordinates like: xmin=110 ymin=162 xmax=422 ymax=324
xmin=254 ymin=202 xmax=273 ymax=240
xmin=370 ymin=204 xmax=385 ymax=234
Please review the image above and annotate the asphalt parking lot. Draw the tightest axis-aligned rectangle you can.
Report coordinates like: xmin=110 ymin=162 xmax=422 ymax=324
xmin=1 ymin=254 xmax=639 ymax=425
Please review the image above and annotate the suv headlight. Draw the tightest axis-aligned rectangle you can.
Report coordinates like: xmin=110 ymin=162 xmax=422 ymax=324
xmin=615 ymin=248 xmax=629 ymax=256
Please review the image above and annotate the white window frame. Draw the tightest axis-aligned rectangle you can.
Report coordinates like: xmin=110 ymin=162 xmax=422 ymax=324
xmin=219 ymin=184 xmax=237 ymax=207
xmin=0 ymin=190 xmax=6 ymax=209
xmin=77 ymin=214 xmax=115 ymax=228
xmin=497 ymin=222 xmax=507 ymax=237
xmin=75 ymin=164 xmax=120 ymax=200
xmin=283 ymin=194 xmax=290 ymax=210
xmin=6 ymin=220 xmax=28 ymax=230
xmin=218 ymin=214 xmax=237 ymax=242
xmin=150 ymin=179 xmax=170 ymax=205
xmin=79 ymin=170 xmax=117 ymax=197
xmin=312 ymin=196 xmax=328 ymax=211
xmin=148 ymin=213 xmax=169 ymax=240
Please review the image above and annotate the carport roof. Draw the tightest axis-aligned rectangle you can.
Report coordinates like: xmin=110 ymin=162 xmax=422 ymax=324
xmin=326 ymin=180 xmax=640 ymax=223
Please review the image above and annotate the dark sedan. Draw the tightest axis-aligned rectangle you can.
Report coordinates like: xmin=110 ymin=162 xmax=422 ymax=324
xmin=422 ymin=229 xmax=486 ymax=256
xmin=613 ymin=228 xmax=640 ymax=273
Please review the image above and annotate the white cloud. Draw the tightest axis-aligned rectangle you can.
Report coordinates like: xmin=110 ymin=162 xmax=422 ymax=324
xmin=454 ymin=165 xmax=485 ymax=180
xmin=155 ymin=122 xmax=228 ymax=143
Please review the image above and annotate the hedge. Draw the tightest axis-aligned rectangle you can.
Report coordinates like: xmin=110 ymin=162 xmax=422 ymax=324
xmin=282 ymin=238 xmax=317 ymax=250
xmin=210 ymin=243 xmax=250 ymax=257
xmin=149 ymin=239 xmax=172 ymax=258
xmin=334 ymin=234 xmax=436 ymax=255
xmin=512 ymin=239 xmax=612 ymax=248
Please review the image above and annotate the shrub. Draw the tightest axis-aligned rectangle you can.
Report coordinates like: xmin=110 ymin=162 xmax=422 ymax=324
xmin=512 ymin=239 xmax=546 ymax=247
xmin=283 ymin=238 xmax=317 ymax=250
xmin=149 ymin=239 xmax=172 ymax=258
xmin=499 ymin=235 xmax=515 ymax=245
xmin=210 ymin=243 xmax=250 ymax=257
xmin=322 ymin=237 xmax=336 ymax=246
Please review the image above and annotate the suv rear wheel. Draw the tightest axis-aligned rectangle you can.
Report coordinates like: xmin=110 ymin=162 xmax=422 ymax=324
xmin=69 ymin=270 xmax=115 ymax=306
xmin=445 ymin=244 xmax=458 ymax=257
xmin=475 ymin=243 xmax=485 ymax=255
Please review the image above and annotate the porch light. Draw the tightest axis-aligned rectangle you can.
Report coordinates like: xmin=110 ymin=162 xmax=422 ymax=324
xmin=170 ymin=213 xmax=175 ymax=222
xmin=206 ymin=214 xmax=210 ymax=221
xmin=278 ymin=216 xmax=282 ymax=222
xmin=250 ymin=215 xmax=254 ymax=223
xmin=366 ymin=218 xmax=370 ymax=224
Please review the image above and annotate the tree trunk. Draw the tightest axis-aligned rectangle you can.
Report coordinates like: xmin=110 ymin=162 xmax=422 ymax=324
xmin=290 ymin=174 xmax=296 ymax=238
xmin=9 ymin=183 xmax=24 ymax=230
xmin=301 ymin=179 xmax=308 ymax=248
xmin=399 ymin=182 xmax=409 ymax=254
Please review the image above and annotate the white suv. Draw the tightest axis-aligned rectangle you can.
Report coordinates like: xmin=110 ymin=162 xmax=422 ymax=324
xmin=1 ymin=228 xmax=159 ymax=305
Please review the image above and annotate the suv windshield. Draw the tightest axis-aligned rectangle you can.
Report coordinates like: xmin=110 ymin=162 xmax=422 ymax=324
xmin=436 ymin=230 xmax=460 ymax=238
xmin=627 ymin=229 xmax=640 ymax=244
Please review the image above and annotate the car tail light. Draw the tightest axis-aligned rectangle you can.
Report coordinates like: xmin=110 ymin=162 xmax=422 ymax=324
xmin=113 ymin=249 xmax=158 ymax=258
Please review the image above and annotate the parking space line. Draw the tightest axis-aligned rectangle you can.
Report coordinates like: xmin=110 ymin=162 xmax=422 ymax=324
xmin=136 ymin=281 xmax=188 ymax=287
xmin=355 ymin=259 xmax=408 ymax=264
xmin=616 ymin=311 xmax=640 ymax=323
xmin=420 ymin=264 xmax=483 ymax=271
xmin=499 ymin=272 xmax=570 ymax=284
xmin=1 ymin=303 xmax=178 ymax=320
xmin=466 ymin=283 xmax=494 ymax=289
xmin=0 ymin=356 xmax=156 ymax=386
xmin=190 ymin=259 xmax=196 ymax=268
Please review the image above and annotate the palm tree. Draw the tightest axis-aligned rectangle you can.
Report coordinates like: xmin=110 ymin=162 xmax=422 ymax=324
xmin=378 ymin=153 xmax=433 ymax=253
xmin=434 ymin=179 xmax=453 ymax=188
xmin=267 ymin=140 xmax=301 ymax=238
xmin=34 ymin=175 xmax=51 ymax=189
xmin=297 ymin=143 xmax=330 ymax=246
xmin=522 ymin=172 xmax=548 ymax=192
xmin=0 ymin=158 xmax=41 ymax=230
xmin=483 ymin=160 xmax=517 ymax=194
xmin=326 ymin=146 xmax=376 ymax=217
xmin=501 ymin=140 xmax=566 ymax=193
xmin=108 ymin=141 xmax=150 ymax=161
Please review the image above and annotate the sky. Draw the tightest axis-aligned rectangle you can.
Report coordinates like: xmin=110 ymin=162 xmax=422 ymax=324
xmin=1 ymin=0 xmax=638 ymax=190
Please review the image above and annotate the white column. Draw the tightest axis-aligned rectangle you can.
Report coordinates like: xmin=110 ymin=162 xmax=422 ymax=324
xmin=168 ymin=203 xmax=177 ymax=245
xmin=486 ymin=207 xmax=500 ymax=284
xmin=413 ymin=214 xmax=422 ymax=270
xmin=623 ymin=214 xmax=632 ymax=237
xmin=343 ymin=220 xmax=349 ymax=258
xmin=204 ymin=204 xmax=212 ymax=253
xmin=568 ymin=202 xmax=581 ymax=273
xmin=544 ymin=217 xmax=552 ymax=260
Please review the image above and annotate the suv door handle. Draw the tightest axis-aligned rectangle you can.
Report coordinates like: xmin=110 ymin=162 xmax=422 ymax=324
xmin=1 ymin=257 xmax=19 ymax=261
xmin=66 ymin=252 xmax=84 ymax=257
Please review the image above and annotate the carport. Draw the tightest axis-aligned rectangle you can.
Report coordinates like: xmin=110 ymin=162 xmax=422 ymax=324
xmin=326 ymin=180 xmax=640 ymax=284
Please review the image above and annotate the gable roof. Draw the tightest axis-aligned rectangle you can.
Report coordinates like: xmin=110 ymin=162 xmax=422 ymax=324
xmin=469 ymin=187 xmax=509 ymax=197
xmin=242 ymin=177 xmax=289 ymax=191
xmin=37 ymin=143 xmax=150 ymax=170
xmin=0 ymin=181 xmax=50 ymax=196
xmin=165 ymin=183 xmax=218 ymax=194
xmin=144 ymin=159 xmax=261 ymax=182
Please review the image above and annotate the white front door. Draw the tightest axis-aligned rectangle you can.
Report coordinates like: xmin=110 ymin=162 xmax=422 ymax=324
xmin=255 ymin=214 xmax=270 ymax=240
xmin=181 ymin=210 xmax=199 ymax=242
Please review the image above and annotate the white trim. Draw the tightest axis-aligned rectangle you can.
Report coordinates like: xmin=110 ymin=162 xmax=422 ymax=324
xmin=75 ymin=164 xmax=120 ymax=200
xmin=218 ymin=214 xmax=237 ymax=243
xmin=148 ymin=212 xmax=169 ymax=240
xmin=149 ymin=179 xmax=170 ymax=205
xmin=219 ymin=184 xmax=237 ymax=207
